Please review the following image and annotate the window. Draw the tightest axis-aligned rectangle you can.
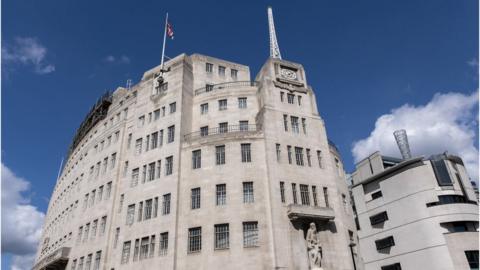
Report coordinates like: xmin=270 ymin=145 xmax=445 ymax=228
xmin=118 ymin=194 xmax=124 ymax=213
xmin=131 ymin=168 xmax=139 ymax=187
xmin=169 ymin=102 xmax=176 ymax=113
xmin=276 ymin=144 xmax=281 ymax=162
xmin=140 ymin=237 xmax=149 ymax=260
xmin=243 ymin=182 xmax=254 ymax=203
xmin=200 ymin=103 xmax=208 ymax=114
xmin=159 ymin=232 xmax=168 ymax=256
xmin=77 ymin=226 xmax=83 ymax=243
xmin=371 ymin=190 xmax=383 ymax=200
xmin=106 ymin=182 xmax=112 ymax=199
xmin=144 ymin=199 xmax=153 ymax=220
xmin=231 ymin=69 xmax=238 ymax=79
xmin=291 ymin=116 xmax=299 ymax=133
xmin=156 ymin=160 xmax=162 ymax=179
xmin=280 ymin=91 xmax=285 ymax=102
xmin=375 ymin=236 xmax=395 ymax=250
xmin=280 ymin=182 xmax=286 ymax=203
xmin=206 ymin=84 xmax=214 ymax=92
xmin=151 ymin=132 xmax=158 ymax=149
xmin=159 ymin=130 xmax=164 ymax=146
xmin=239 ymin=120 xmax=249 ymax=131
xmin=283 ymin=114 xmax=288 ymax=131
xmin=100 ymin=216 xmax=107 ymax=236
xmin=312 ymin=186 xmax=318 ymax=206
xmin=300 ymin=184 xmax=310 ymax=205
xmin=188 ymin=227 xmax=202 ymax=253
xmin=167 ymin=125 xmax=175 ymax=143
xmin=323 ymin=187 xmax=329 ymax=207
xmin=85 ymin=254 xmax=92 ymax=270
xmin=138 ymin=202 xmax=143 ymax=222
xmin=133 ymin=239 xmax=140 ymax=261
xmin=78 ymin=257 xmax=84 ymax=270
xmin=111 ymin=153 xmax=117 ymax=169
xmin=102 ymin=158 xmax=108 ymax=174
xmin=126 ymin=204 xmax=135 ymax=225
xmin=431 ymin=159 xmax=453 ymax=186
xmin=93 ymin=251 xmax=101 ymax=270
xmin=238 ymin=97 xmax=247 ymax=109
xmin=465 ymin=250 xmax=479 ymax=269
xmin=218 ymin=66 xmax=225 ymax=76
xmin=162 ymin=106 xmax=166 ymax=116
xmin=135 ymin=138 xmax=142 ymax=154
xmin=162 ymin=193 xmax=171 ymax=215
xmin=121 ymin=241 xmax=131 ymax=264
xmin=71 ymin=259 xmax=77 ymax=270
xmin=219 ymin=122 xmax=228 ymax=133
xmin=381 ymin=263 xmax=402 ymax=270
xmin=317 ymin=150 xmax=323 ymax=168
xmin=292 ymin=183 xmax=298 ymax=204
xmin=214 ymin=224 xmax=229 ymax=250
xmin=138 ymin=115 xmax=145 ymax=127
xmin=97 ymin=186 xmax=104 ymax=202
xmin=146 ymin=135 xmax=150 ymax=152
xmin=153 ymin=197 xmax=159 ymax=218
xmin=302 ymin=118 xmax=307 ymax=134
xmin=192 ymin=150 xmax=201 ymax=169
xmin=149 ymin=235 xmax=156 ymax=258
xmin=295 ymin=147 xmax=304 ymax=166
xmin=287 ymin=93 xmax=295 ymax=104
xmin=146 ymin=163 xmax=155 ymax=182
xmin=241 ymin=143 xmax=251 ymax=162
xmin=243 ymin=222 xmax=258 ymax=247
xmin=165 ymin=156 xmax=173 ymax=175
xmin=200 ymin=126 xmax=209 ymax=137
xmin=216 ymin=184 xmax=226 ymax=205
xmin=114 ymin=228 xmax=120 ymax=248
xmin=216 ymin=145 xmax=225 ymax=165
xmin=218 ymin=99 xmax=227 ymax=110
xmin=127 ymin=134 xmax=132 ymax=149
xmin=154 ymin=109 xmax=160 ymax=120
xmin=287 ymin=146 xmax=292 ymax=164
xmin=91 ymin=220 xmax=98 ymax=240
xmin=206 ymin=63 xmax=213 ymax=73
xmin=83 ymin=223 xmax=90 ymax=242
xmin=124 ymin=108 xmax=129 ymax=119
xmin=306 ymin=149 xmax=312 ymax=167
xmin=191 ymin=188 xmax=201 ymax=209
xmin=298 ymin=95 xmax=302 ymax=106
xmin=370 ymin=211 xmax=389 ymax=225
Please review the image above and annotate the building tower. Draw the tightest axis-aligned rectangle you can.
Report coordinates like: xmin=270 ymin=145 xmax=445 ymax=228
xmin=33 ymin=7 xmax=360 ymax=270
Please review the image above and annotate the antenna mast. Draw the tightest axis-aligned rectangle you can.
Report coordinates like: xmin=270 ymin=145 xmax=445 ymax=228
xmin=268 ymin=6 xmax=282 ymax=59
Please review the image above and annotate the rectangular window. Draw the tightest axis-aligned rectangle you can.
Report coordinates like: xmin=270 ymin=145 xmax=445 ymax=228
xmin=169 ymin=102 xmax=176 ymax=114
xmin=219 ymin=122 xmax=228 ymax=133
xmin=106 ymin=182 xmax=112 ymax=199
xmin=243 ymin=182 xmax=254 ymax=203
xmin=200 ymin=103 xmax=209 ymax=114
xmin=216 ymin=184 xmax=226 ymax=206
xmin=188 ymin=227 xmax=202 ymax=253
xmin=300 ymin=184 xmax=310 ymax=205
xmin=216 ymin=145 xmax=226 ymax=165
xmin=218 ymin=65 xmax=225 ymax=76
xmin=91 ymin=220 xmax=98 ymax=240
xmin=71 ymin=259 xmax=77 ymax=270
xmin=375 ymin=236 xmax=395 ymax=250
xmin=323 ymin=187 xmax=329 ymax=207
xmin=192 ymin=150 xmax=202 ymax=169
xmin=144 ymin=199 xmax=153 ymax=220
xmin=159 ymin=232 xmax=169 ymax=256
xmin=159 ymin=130 xmax=164 ymax=146
xmin=167 ymin=125 xmax=175 ymax=143
xmin=153 ymin=197 xmax=159 ymax=218
xmin=292 ymin=183 xmax=298 ymax=204
xmin=191 ymin=188 xmax=201 ymax=209
xmin=317 ymin=150 xmax=323 ymax=168
xmin=283 ymin=114 xmax=288 ymax=131
xmin=151 ymin=132 xmax=158 ymax=149
xmin=287 ymin=93 xmax=295 ymax=104
xmin=431 ymin=159 xmax=454 ymax=186
xmin=370 ymin=211 xmax=389 ymax=225
xmin=142 ymin=165 xmax=147 ymax=184
xmin=312 ymin=185 xmax=318 ymax=206
xmin=121 ymin=241 xmax=131 ymax=264
xmin=123 ymin=161 xmax=129 ymax=177
xmin=131 ymin=168 xmax=139 ymax=188
xmin=231 ymin=69 xmax=238 ymax=79
xmin=298 ymin=95 xmax=302 ymax=106
xmin=280 ymin=182 xmax=286 ymax=203
xmin=77 ymin=226 xmax=83 ymax=244
xmin=78 ymin=257 xmax=84 ymax=270
xmin=239 ymin=120 xmax=249 ymax=131
xmin=206 ymin=84 xmax=214 ymax=92
xmin=93 ymin=251 xmax=101 ymax=270
xmin=465 ymin=250 xmax=479 ymax=269
xmin=295 ymin=147 xmax=304 ymax=166
xmin=306 ymin=149 xmax=312 ymax=166
xmin=218 ymin=99 xmax=227 ymax=110
xmin=381 ymin=263 xmax=402 ymax=270
xmin=162 ymin=106 xmax=166 ymax=116
xmin=85 ymin=254 xmax=92 ymax=270
xmin=154 ymin=109 xmax=160 ymax=120
xmin=97 ymin=186 xmax=104 ymax=202
xmin=200 ymin=126 xmax=209 ymax=137
xmin=126 ymin=204 xmax=135 ymax=225
xmin=140 ymin=237 xmax=149 ymax=260
xmin=149 ymin=235 xmax=156 ymax=258
xmin=118 ymin=194 xmax=124 ymax=213
xmin=135 ymin=138 xmax=142 ymax=154
xmin=302 ymin=118 xmax=307 ymax=134
xmin=100 ymin=216 xmax=107 ymax=236
xmin=133 ymin=239 xmax=140 ymax=261
xmin=111 ymin=153 xmax=116 ymax=169
xmin=214 ymin=224 xmax=229 ymax=250
xmin=162 ymin=193 xmax=171 ymax=215
xmin=238 ymin=97 xmax=247 ymax=109
xmin=276 ymin=143 xmax=281 ymax=162
xmin=114 ymin=228 xmax=120 ymax=248
xmin=241 ymin=143 xmax=251 ymax=162
xmin=371 ymin=190 xmax=383 ymax=200
xmin=165 ymin=156 xmax=173 ymax=175
xmin=206 ymin=63 xmax=213 ymax=73
xmin=280 ymin=91 xmax=285 ymax=102
xmin=291 ymin=116 xmax=299 ymax=133
xmin=83 ymin=223 xmax=90 ymax=242
xmin=243 ymin=222 xmax=258 ymax=247
xmin=138 ymin=201 xmax=143 ymax=222
xmin=156 ymin=160 xmax=162 ymax=179
xmin=287 ymin=146 xmax=292 ymax=164
xmin=138 ymin=115 xmax=145 ymax=127
xmin=148 ymin=162 xmax=156 ymax=181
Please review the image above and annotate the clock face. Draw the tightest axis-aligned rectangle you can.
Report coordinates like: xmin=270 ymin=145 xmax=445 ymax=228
xmin=280 ymin=68 xmax=297 ymax=80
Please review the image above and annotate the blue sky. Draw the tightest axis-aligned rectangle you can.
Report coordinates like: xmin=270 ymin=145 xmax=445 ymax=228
xmin=2 ymin=0 xmax=478 ymax=269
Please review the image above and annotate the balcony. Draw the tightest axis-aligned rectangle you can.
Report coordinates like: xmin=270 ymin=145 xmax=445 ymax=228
xmin=287 ymin=204 xmax=335 ymax=222
xmin=184 ymin=124 xmax=262 ymax=142
xmin=33 ymin=247 xmax=70 ymax=270
xmin=194 ymin=81 xmax=259 ymax=96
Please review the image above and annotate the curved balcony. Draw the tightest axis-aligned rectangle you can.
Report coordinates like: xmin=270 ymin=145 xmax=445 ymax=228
xmin=33 ymin=247 xmax=70 ymax=270
xmin=194 ymin=81 xmax=259 ymax=96
xmin=184 ymin=124 xmax=262 ymax=142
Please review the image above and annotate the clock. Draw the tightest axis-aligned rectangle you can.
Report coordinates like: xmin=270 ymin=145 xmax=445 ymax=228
xmin=280 ymin=68 xmax=297 ymax=80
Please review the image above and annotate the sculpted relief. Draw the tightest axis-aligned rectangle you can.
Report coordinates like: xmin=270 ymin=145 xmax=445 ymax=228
xmin=306 ymin=222 xmax=323 ymax=270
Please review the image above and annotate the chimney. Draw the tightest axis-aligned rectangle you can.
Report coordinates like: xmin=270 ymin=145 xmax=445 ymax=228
xmin=393 ymin=129 xmax=412 ymax=159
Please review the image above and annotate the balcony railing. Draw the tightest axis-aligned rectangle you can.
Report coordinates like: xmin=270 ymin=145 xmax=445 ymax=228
xmin=194 ymin=81 xmax=259 ymax=96
xmin=184 ymin=124 xmax=261 ymax=142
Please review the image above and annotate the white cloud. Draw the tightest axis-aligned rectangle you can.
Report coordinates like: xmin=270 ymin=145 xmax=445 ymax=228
xmin=1 ymin=163 xmax=45 ymax=270
xmin=2 ymin=37 xmax=55 ymax=74
xmin=352 ymin=91 xmax=479 ymax=181
xmin=103 ymin=54 xmax=130 ymax=64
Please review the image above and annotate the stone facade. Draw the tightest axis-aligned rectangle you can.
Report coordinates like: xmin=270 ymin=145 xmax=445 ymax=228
xmin=351 ymin=152 xmax=479 ymax=270
xmin=34 ymin=53 xmax=360 ymax=270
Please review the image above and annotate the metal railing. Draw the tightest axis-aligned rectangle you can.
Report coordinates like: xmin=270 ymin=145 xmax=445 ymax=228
xmin=184 ymin=124 xmax=261 ymax=141
xmin=194 ymin=81 xmax=259 ymax=96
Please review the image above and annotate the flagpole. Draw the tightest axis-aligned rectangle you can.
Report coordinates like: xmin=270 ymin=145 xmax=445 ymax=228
xmin=160 ymin=12 xmax=168 ymax=71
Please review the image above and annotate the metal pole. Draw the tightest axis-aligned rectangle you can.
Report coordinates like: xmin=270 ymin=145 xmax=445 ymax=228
xmin=56 ymin=157 xmax=64 ymax=181
xmin=160 ymin=12 xmax=168 ymax=70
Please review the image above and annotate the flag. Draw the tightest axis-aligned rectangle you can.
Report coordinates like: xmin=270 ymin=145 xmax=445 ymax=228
xmin=167 ymin=22 xmax=174 ymax=39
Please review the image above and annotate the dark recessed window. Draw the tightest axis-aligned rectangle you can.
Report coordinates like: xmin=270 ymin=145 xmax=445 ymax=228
xmin=465 ymin=250 xmax=479 ymax=269
xmin=381 ymin=262 xmax=402 ymax=270
xmin=370 ymin=211 xmax=389 ymax=226
xmin=431 ymin=159 xmax=453 ymax=186
xmin=375 ymin=236 xmax=395 ymax=251
xmin=371 ymin=190 xmax=383 ymax=200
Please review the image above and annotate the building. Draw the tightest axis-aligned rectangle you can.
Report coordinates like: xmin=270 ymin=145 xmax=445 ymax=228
xmin=33 ymin=7 xmax=361 ymax=270
xmin=351 ymin=150 xmax=479 ymax=270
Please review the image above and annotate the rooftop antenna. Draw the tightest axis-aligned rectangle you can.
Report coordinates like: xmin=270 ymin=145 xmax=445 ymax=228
xmin=268 ymin=6 xmax=282 ymax=59
xmin=394 ymin=129 xmax=412 ymax=160
xmin=126 ymin=79 xmax=132 ymax=90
